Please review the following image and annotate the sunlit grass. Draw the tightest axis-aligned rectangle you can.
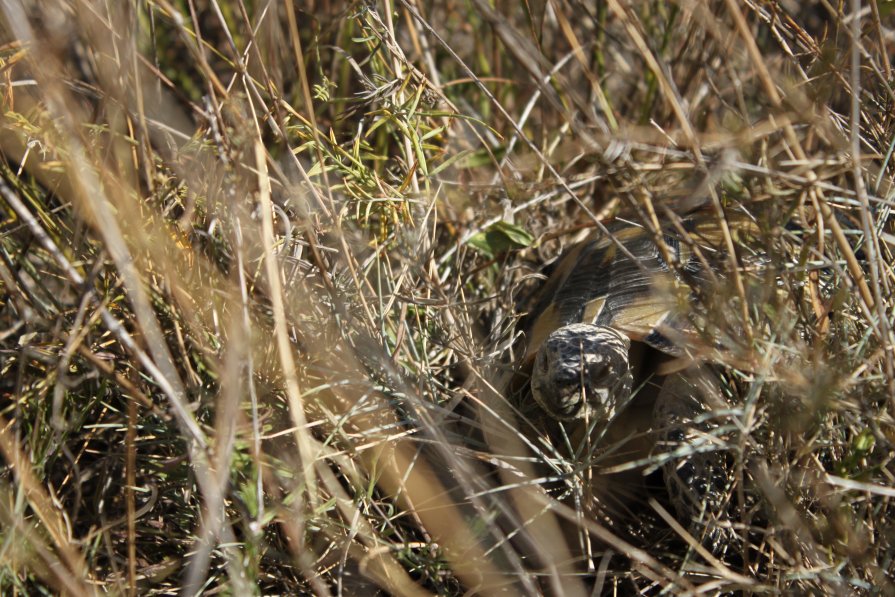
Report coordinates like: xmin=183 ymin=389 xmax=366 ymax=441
xmin=0 ymin=1 xmax=894 ymax=594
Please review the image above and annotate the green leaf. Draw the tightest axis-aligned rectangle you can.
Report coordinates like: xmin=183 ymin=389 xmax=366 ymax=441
xmin=491 ymin=220 xmax=534 ymax=246
xmin=468 ymin=221 xmax=534 ymax=257
xmin=853 ymin=429 xmax=875 ymax=454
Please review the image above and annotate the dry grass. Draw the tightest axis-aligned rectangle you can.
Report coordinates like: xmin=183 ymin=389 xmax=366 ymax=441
xmin=0 ymin=0 xmax=894 ymax=594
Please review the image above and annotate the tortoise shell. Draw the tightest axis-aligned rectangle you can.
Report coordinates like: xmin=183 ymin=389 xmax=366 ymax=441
xmin=522 ymin=219 xmax=720 ymax=364
xmin=517 ymin=217 xmax=730 ymax=421
xmin=514 ymin=215 xmax=743 ymax=547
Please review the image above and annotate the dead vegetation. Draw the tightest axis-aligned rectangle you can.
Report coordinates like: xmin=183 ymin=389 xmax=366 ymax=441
xmin=0 ymin=0 xmax=894 ymax=594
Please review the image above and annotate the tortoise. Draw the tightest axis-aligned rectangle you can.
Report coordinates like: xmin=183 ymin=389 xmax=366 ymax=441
xmin=516 ymin=217 xmax=736 ymax=543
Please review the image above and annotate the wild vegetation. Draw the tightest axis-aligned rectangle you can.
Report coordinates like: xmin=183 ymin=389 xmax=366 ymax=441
xmin=1 ymin=1 xmax=894 ymax=594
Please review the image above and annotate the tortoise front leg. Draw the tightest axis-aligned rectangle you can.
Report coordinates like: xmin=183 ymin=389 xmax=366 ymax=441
xmin=652 ymin=365 xmax=734 ymax=551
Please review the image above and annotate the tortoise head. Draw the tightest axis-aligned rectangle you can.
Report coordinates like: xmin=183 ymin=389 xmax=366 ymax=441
xmin=530 ymin=323 xmax=633 ymax=421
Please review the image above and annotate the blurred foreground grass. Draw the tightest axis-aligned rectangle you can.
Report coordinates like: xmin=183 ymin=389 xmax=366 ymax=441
xmin=1 ymin=1 xmax=895 ymax=594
